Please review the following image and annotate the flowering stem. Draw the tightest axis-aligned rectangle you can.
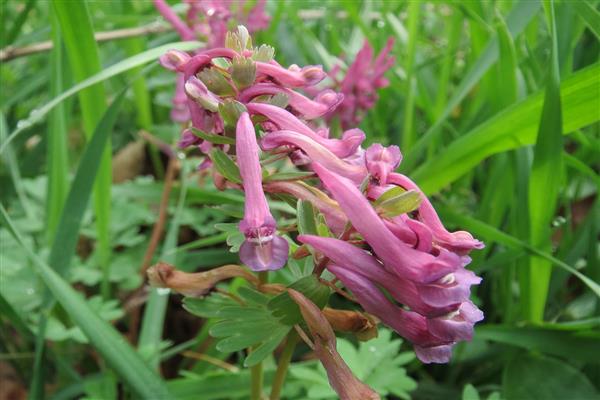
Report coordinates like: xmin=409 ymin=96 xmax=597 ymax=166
xmin=250 ymin=355 xmax=264 ymax=400
xmin=269 ymin=331 xmax=299 ymax=400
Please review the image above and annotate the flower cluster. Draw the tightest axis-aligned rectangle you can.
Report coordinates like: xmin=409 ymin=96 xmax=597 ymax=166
xmin=159 ymin=26 xmax=483 ymax=364
xmin=154 ymin=0 xmax=270 ymax=122
xmin=324 ymin=38 xmax=395 ymax=129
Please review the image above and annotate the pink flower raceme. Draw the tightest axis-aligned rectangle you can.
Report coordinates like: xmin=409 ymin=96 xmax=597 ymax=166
xmin=155 ymin=0 xmax=270 ymax=123
xmin=312 ymin=162 xmax=463 ymax=283
xmin=236 ymin=112 xmax=289 ymax=271
xmin=327 ymin=38 xmax=395 ymax=129
xmin=298 ymin=234 xmax=483 ymax=363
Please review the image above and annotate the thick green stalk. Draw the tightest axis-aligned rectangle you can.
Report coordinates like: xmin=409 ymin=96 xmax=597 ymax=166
xmin=400 ymin=1 xmax=420 ymax=151
xmin=269 ymin=331 xmax=299 ymax=400
xmin=52 ymin=0 xmax=112 ymax=298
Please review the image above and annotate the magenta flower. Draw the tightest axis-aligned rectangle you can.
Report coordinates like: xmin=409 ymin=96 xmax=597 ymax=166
xmin=236 ymin=112 xmax=289 ymax=271
xmin=326 ymin=264 xmax=456 ymax=363
xmin=240 ymin=83 xmax=343 ymax=119
xmin=247 ymin=103 xmax=365 ymax=158
xmin=255 ymin=62 xmax=327 ymax=87
xmin=261 ymin=130 xmax=367 ymax=184
xmin=312 ymin=162 xmax=462 ymax=283
xmin=387 ymin=173 xmax=485 ymax=255
xmin=328 ymin=38 xmax=395 ymax=129
xmin=264 ymin=181 xmax=348 ymax=234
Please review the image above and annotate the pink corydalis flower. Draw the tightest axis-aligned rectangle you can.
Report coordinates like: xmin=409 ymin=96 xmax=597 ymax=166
xmin=312 ymin=162 xmax=462 ymax=283
xmin=236 ymin=112 xmax=289 ymax=271
xmin=385 ymin=173 xmax=485 ymax=255
xmin=328 ymin=38 xmax=395 ymax=129
xmin=247 ymin=103 xmax=364 ymax=159
xmin=240 ymin=83 xmax=343 ymax=119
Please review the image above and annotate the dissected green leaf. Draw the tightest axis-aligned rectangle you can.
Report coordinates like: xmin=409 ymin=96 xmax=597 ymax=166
xmin=0 ymin=206 xmax=172 ymax=399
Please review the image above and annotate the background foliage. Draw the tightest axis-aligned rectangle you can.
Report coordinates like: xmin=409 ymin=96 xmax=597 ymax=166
xmin=1 ymin=0 xmax=599 ymax=399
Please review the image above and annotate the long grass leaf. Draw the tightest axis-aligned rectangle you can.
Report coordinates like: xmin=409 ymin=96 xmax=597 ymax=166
xmin=46 ymin=12 xmax=69 ymax=241
xmin=400 ymin=1 xmax=420 ymax=150
xmin=526 ymin=0 xmax=563 ymax=322
xmin=437 ymin=205 xmax=600 ymax=298
xmin=573 ymin=0 xmax=600 ymax=40
xmin=0 ymin=206 xmax=173 ymax=399
xmin=412 ymin=63 xmax=599 ymax=194
xmin=401 ymin=0 xmax=541 ymax=171
xmin=0 ymin=41 xmax=201 ymax=155
xmin=53 ymin=0 xmax=113 ymax=298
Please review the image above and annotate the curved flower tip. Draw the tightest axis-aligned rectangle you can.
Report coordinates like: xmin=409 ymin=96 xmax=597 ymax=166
xmin=365 ymin=144 xmax=402 ymax=184
xmin=236 ymin=112 xmax=288 ymax=271
xmin=427 ymin=301 xmax=484 ymax=342
xmin=159 ymin=49 xmax=191 ymax=71
xmin=256 ymin=62 xmax=326 ymax=87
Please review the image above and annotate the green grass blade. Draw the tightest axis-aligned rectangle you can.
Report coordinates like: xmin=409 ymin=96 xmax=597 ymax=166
xmin=526 ymin=0 xmax=563 ymax=322
xmin=53 ymin=0 xmax=113 ymax=298
xmin=0 ymin=41 xmax=201 ymax=155
xmin=437 ymin=205 xmax=600 ymax=298
xmin=3 ymin=0 xmax=36 ymax=46
xmin=0 ymin=206 xmax=173 ymax=399
xmin=399 ymin=1 xmax=420 ymax=151
xmin=573 ymin=0 xmax=600 ymax=40
xmin=46 ymin=12 xmax=69 ymax=241
xmin=412 ymin=63 xmax=599 ymax=194
xmin=30 ymin=87 xmax=128 ymax=399
xmin=401 ymin=0 xmax=541 ymax=171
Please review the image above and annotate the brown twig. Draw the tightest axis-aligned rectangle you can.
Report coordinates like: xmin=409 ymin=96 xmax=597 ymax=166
xmin=127 ymin=156 xmax=179 ymax=343
xmin=0 ymin=23 xmax=172 ymax=62
xmin=182 ymin=351 xmax=239 ymax=372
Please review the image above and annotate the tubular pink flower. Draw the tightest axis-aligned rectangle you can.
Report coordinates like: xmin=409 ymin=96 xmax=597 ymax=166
xmin=247 ymin=103 xmax=365 ymax=158
xmin=255 ymin=62 xmax=326 ymax=87
xmin=312 ymin=163 xmax=461 ymax=283
xmin=387 ymin=173 xmax=485 ymax=254
xmin=326 ymin=264 xmax=454 ymax=363
xmin=154 ymin=0 xmax=195 ymax=40
xmin=426 ymin=301 xmax=484 ymax=342
xmin=236 ymin=112 xmax=288 ymax=271
xmin=365 ymin=144 xmax=402 ymax=184
xmin=264 ymin=181 xmax=347 ymax=234
xmin=261 ymin=131 xmax=367 ymax=184
xmin=331 ymin=38 xmax=395 ymax=129
xmin=240 ymin=83 xmax=343 ymax=119
xmin=299 ymin=235 xmax=458 ymax=317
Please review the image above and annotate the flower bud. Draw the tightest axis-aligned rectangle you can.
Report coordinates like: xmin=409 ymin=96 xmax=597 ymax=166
xmin=159 ymin=49 xmax=191 ymax=71
xmin=185 ymin=76 xmax=220 ymax=112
